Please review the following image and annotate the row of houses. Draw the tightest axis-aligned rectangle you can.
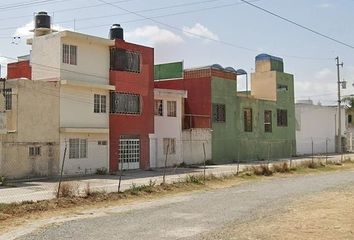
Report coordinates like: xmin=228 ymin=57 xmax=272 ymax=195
xmin=0 ymin=12 xmax=351 ymax=179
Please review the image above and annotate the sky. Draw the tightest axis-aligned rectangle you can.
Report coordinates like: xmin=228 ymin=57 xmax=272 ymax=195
xmin=0 ymin=0 xmax=353 ymax=105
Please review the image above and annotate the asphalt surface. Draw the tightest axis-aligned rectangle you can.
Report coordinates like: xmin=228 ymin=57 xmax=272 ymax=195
xmin=14 ymin=169 xmax=354 ymax=240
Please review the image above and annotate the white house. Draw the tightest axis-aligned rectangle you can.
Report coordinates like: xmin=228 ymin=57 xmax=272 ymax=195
xmin=151 ymin=89 xmax=187 ymax=168
xmin=295 ymin=100 xmax=346 ymax=155
xmin=27 ymin=18 xmax=115 ymax=175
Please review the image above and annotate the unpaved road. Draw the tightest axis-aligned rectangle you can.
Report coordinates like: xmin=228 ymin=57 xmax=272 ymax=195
xmin=11 ymin=169 xmax=354 ymax=240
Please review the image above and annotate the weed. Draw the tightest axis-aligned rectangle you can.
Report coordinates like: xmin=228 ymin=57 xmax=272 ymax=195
xmin=96 ymin=167 xmax=107 ymax=175
xmin=0 ymin=176 xmax=6 ymax=186
xmin=56 ymin=182 xmax=79 ymax=198
xmin=252 ymin=165 xmax=273 ymax=176
xmin=205 ymin=160 xmax=215 ymax=165
xmin=178 ymin=162 xmax=188 ymax=168
xmin=185 ymin=174 xmax=204 ymax=184
xmin=273 ymin=162 xmax=290 ymax=173
xmin=84 ymin=183 xmax=92 ymax=197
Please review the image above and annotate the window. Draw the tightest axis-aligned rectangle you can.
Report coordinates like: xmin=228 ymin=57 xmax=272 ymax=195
xmin=349 ymin=114 xmax=352 ymax=124
xmin=1 ymin=89 xmax=12 ymax=110
xmin=110 ymin=48 xmax=140 ymax=72
xmin=94 ymin=94 xmax=107 ymax=113
xmin=277 ymin=84 xmax=288 ymax=92
xmin=69 ymin=139 xmax=87 ymax=159
xmin=212 ymin=104 xmax=226 ymax=122
xmin=243 ymin=108 xmax=253 ymax=132
xmin=29 ymin=146 xmax=41 ymax=157
xmin=163 ymin=138 xmax=176 ymax=155
xmin=154 ymin=100 xmax=163 ymax=116
xmin=63 ymin=44 xmax=77 ymax=65
xmin=98 ymin=140 xmax=107 ymax=145
xmin=277 ymin=109 xmax=288 ymax=127
xmin=110 ymin=92 xmax=140 ymax=114
xmin=264 ymin=110 xmax=272 ymax=132
xmin=167 ymin=101 xmax=177 ymax=117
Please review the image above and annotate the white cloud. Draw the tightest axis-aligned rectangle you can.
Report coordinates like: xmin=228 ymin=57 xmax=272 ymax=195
xmin=182 ymin=23 xmax=219 ymax=42
xmin=125 ymin=25 xmax=183 ymax=45
xmin=314 ymin=68 xmax=334 ymax=81
xmin=318 ymin=3 xmax=332 ymax=8
xmin=14 ymin=20 xmax=72 ymax=37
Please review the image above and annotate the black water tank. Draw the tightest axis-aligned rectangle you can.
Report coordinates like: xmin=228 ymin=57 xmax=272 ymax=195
xmin=109 ymin=24 xmax=124 ymax=40
xmin=35 ymin=11 xmax=51 ymax=29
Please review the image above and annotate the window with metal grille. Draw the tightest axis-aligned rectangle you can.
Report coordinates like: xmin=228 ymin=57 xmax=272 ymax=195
xmin=119 ymin=136 xmax=140 ymax=164
xmin=63 ymin=44 xmax=77 ymax=65
xmin=243 ymin=108 xmax=252 ymax=132
xmin=212 ymin=104 xmax=226 ymax=122
xmin=167 ymin=101 xmax=176 ymax=117
xmin=69 ymin=139 xmax=87 ymax=159
xmin=264 ymin=110 xmax=272 ymax=133
xmin=154 ymin=100 xmax=163 ymax=116
xmin=1 ymin=89 xmax=12 ymax=110
xmin=110 ymin=48 xmax=140 ymax=72
xmin=277 ymin=109 xmax=288 ymax=127
xmin=163 ymin=138 xmax=176 ymax=155
xmin=94 ymin=94 xmax=107 ymax=113
xmin=110 ymin=92 xmax=140 ymax=114
xmin=29 ymin=146 xmax=41 ymax=157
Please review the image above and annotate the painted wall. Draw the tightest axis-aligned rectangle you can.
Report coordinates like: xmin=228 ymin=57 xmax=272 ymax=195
xmin=182 ymin=129 xmax=212 ymax=164
xmin=0 ymin=79 xmax=60 ymax=179
xmin=7 ymin=60 xmax=32 ymax=80
xmin=296 ymin=103 xmax=346 ymax=155
xmin=60 ymin=85 xmax=109 ymax=129
xmin=109 ymin=39 xmax=154 ymax=171
xmin=152 ymin=89 xmax=186 ymax=167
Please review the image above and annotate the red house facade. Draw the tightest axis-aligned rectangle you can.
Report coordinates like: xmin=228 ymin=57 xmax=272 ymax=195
xmin=109 ymin=38 xmax=154 ymax=172
xmin=7 ymin=60 xmax=32 ymax=80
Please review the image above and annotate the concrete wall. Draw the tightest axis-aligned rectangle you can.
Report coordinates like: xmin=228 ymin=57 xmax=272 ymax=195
xmin=296 ymin=103 xmax=346 ymax=155
xmin=152 ymin=89 xmax=186 ymax=168
xmin=182 ymin=129 xmax=211 ymax=164
xmin=60 ymin=85 xmax=109 ymax=129
xmin=0 ymin=79 xmax=60 ymax=179
xmin=60 ymin=133 xmax=109 ymax=175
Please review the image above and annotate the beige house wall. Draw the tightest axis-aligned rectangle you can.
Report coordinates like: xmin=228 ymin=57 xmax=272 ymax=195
xmin=0 ymin=79 xmax=60 ymax=179
xmin=251 ymin=71 xmax=277 ymax=101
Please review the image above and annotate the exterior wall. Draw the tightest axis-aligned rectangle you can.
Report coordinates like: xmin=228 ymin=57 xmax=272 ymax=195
xmin=346 ymin=108 xmax=354 ymax=151
xmin=152 ymin=89 xmax=185 ymax=168
xmin=154 ymin=77 xmax=212 ymax=128
xmin=7 ymin=60 xmax=32 ymax=80
xmin=0 ymin=79 xmax=60 ymax=179
xmin=109 ymin=39 xmax=154 ymax=171
xmin=31 ymin=34 xmax=61 ymax=80
xmin=182 ymin=129 xmax=212 ymax=164
xmin=60 ymin=85 xmax=109 ymax=129
xmin=296 ymin=103 xmax=346 ymax=155
xmin=251 ymin=71 xmax=277 ymax=101
xmin=60 ymin=133 xmax=109 ymax=175
xmin=212 ymin=72 xmax=296 ymax=163
xmin=60 ymin=37 xmax=110 ymax=84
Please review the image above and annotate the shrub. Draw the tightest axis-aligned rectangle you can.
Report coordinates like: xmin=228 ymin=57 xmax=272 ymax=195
xmin=273 ymin=162 xmax=290 ymax=173
xmin=96 ymin=167 xmax=108 ymax=175
xmin=177 ymin=162 xmax=188 ymax=168
xmin=0 ymin=176 xmax=6 ymax=186
xmin=56 ymin=182 xmax=78 ymax=198
xmin=185 ymin=174 xmax=204 ymax=184
xmin=252 ymin=165 xmax=273 ymax=176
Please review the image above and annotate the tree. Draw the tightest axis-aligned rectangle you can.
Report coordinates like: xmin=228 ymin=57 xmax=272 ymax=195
xmin=342 ymin=96 xmax=354 ymax=109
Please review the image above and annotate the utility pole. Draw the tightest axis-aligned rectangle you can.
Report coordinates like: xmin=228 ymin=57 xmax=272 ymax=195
xmin=336 ymin=56 xmax=344 ymax=153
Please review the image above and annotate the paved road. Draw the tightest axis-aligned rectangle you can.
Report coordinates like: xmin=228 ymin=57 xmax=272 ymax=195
xmin=11 ymin=169 xmax=354 ymax=240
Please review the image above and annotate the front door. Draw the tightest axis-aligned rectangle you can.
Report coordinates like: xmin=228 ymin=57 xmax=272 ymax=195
xmin=119 ymin=136 xmax=140 ymax=170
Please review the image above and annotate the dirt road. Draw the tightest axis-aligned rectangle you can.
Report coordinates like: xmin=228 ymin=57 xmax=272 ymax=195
xmin=7 ymin=169 xmax=354 ymax=240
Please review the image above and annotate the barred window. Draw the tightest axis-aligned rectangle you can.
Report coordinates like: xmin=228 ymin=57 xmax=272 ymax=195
xmin=63 ymin=44 xmax=77 ymax=65
xmin=94 ymin=94 xmax=106 ymax=113
xmin=154 ymin=100 xmax=163 ymax=116
xmin=167 ymin=101 xmax=176 ymax=117
xmin=264 ymin=110 xmax=272 ymax=133
xmin=163 ymin=138 xmax=176 ymax=155
xmin=29 ymin=146 xmax=41 ymax=157
xmin=69 ymin=139 xmax=87 ymax=159
xmin=1 ymin=89 xmax=12 ymax=110
xmin=213 ymin=104 xmax=226 ymax=122
xmin=110 ymin=48 xmax=140 ymax=72
xmin=277 ymin=109 xmax=288 ymax=127
xmin=110 ymin=92 xmax=140 ymax=114
xmin=243 ymin=108 xmax=252 ymax=132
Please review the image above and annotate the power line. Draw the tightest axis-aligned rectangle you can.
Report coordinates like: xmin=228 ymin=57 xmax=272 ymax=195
xmin=240 ymin=0 xmax=354 ymax=50
xmin=95 ymin=0 xmax=332 ymax=61
xmin=0 ymin=0 xmax=70 ymax=11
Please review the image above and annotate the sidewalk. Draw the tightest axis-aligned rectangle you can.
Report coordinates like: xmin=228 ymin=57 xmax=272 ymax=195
xmin=0 ymin=153 xmax=352 ymax=204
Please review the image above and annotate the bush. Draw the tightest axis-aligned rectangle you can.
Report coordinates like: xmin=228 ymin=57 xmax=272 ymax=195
xmin=56 ymin=182 xmax=78 ymax=198
xmin=273 ymin=162 xmax=290 ymax=173
xmin=185 ymin=174 xmax=204 ymax=184
xmin=96 ymin=167 xmax=108 ymax=175
xmin=252 ymin=165 xmax=273 ymax=176
xmin=0 ymin=176 xmax=6 ymax=186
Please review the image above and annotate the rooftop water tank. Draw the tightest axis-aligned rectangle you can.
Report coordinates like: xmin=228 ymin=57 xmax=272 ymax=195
xmin=109 ymin=24 xmax=124 ymax=40
xmin=35 ymin=11 xmax=51 ymax=29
